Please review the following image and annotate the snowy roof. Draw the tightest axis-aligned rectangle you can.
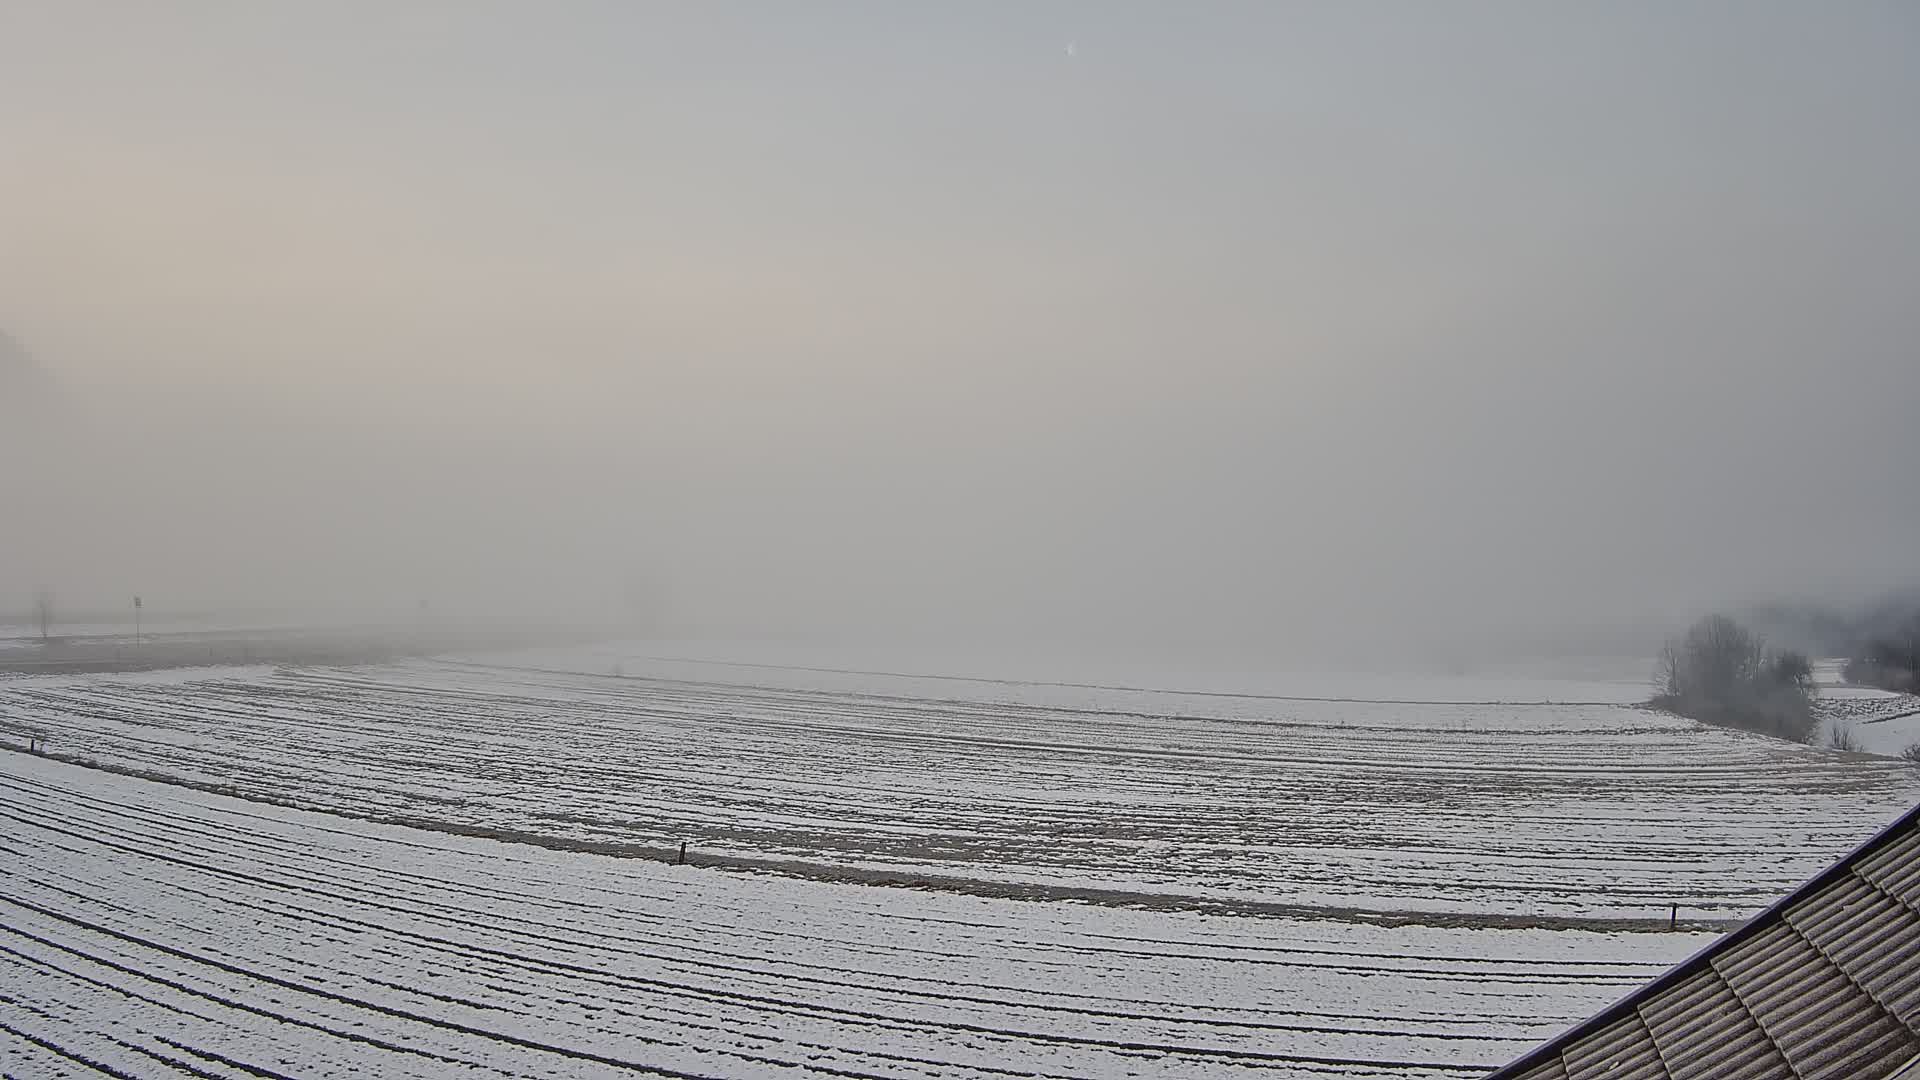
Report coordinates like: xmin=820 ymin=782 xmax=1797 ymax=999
xmin=1489 ymin=800 xmax=1920 ymax=1079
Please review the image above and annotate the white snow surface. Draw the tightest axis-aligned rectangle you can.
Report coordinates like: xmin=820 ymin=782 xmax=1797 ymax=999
xmin=464 ymin=640 xmax=1661 ymax=709
xmin=3 ymin=646 xmax=1916 ymax=1077
xmin=3 ymin=645 xmax=1916 ymax=921
xmin=0 ymin=752 xmax=1710 ymax=1080
xmin=1818 ymin=692 xmax=1920 ymax=757
xmin=1808 ymin=658 xmax=1920 ymax=755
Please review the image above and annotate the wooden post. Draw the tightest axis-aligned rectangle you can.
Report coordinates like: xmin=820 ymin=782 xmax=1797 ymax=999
xmin=677 ymin=841 xmax=687 ymax=866
xmin=1670 ymin=903 xmax=1678 ymax=930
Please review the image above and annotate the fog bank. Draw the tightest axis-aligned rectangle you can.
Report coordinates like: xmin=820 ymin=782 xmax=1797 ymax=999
xmin=4 ymin=4 xmax=1917 ymax=663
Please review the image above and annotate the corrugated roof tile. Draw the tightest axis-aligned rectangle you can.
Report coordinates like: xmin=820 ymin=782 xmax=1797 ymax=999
xmin=1857 ymin=826 xmax=1920 ymax=907
xmin=1797 ymin=1022 xmax=1920 ymax=1080
xmin=1788 ymin=871 xmax=1920 ymax=1029
xmin=1637 ymin=968 xmax=1792 ymax=1080
xmin=1561 ymin=1011 xmax=1667 ymax=1080
xmin=1508 ymin=1058 xmax=1571 ymax=1080
xmin=1714 ymin=924 xmax=1919 ymax=1080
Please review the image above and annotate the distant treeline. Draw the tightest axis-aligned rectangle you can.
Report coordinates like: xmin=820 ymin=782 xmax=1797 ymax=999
xmin=1844 ymin=623 xmax=1920 ymax=694
xmin=1747 ymin=590 xmax=1920 ymax=696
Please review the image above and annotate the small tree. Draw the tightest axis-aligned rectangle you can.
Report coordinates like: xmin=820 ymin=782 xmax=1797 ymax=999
xmin=1900 ymin=743 xmax=1920 ymax=766
xmin=1768 ymin=649 xmax=1813 ymax=691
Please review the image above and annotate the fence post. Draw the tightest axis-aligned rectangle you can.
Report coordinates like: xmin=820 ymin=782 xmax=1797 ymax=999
xmin=1669 ymin=903 xmax=1678 ymax=930
xmin=677 ymin=841 xmax=687 ymax=866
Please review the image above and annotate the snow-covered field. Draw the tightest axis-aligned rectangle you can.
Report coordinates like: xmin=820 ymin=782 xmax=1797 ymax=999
xmin=1820 ymin=694 xmax=1920 ymax=757
xmin=0 ymin=752 xmax=1710 ymax=1079
xmin=1810 ymin=661 xmax=1920 ymax=757
xmin=466 ymin=641 xmax=1661 ymax=710
xmin=4 ymin=647 xmax=1916 ymax=922
xmin=3 ymin=644 xmax=1916 ymax=1078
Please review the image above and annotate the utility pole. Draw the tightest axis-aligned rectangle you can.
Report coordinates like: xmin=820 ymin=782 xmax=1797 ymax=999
xmin=134 ymin=595 xmax=143 ymax=645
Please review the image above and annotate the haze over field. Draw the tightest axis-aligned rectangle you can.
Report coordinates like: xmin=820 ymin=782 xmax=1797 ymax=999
xmin=3 ymin=4 xmax=1918 ymax=662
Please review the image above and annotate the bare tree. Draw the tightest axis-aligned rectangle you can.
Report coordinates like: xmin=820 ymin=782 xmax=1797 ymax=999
xmin=1655 ymin=640 xmax=1683 ymax=699
xmin=1661 ymin=614 xmax=1764 ymax=705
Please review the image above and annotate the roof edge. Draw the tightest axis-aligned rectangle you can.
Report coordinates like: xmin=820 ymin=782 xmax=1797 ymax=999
xmin=1484 ymin=798 xmax=1920 ymax=1079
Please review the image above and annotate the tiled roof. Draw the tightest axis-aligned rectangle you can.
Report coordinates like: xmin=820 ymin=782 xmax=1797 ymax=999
xmin=1488 ymin=802 xmax=1920 ymax=1080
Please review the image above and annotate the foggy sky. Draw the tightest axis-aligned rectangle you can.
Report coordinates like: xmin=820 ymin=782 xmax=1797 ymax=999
xmin=3 ymin=3 xmax=1917 ymax=660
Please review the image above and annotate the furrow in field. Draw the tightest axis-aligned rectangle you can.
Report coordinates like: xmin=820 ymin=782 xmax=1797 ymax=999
xmin=4 ymin=752 xmax=1702 ymax=1078
xmin=8 ymin=654 xmax=1915 ymax=925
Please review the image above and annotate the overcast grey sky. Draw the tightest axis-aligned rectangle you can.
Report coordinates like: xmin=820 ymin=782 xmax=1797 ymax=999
xmin=2 ymin=3 xmax=1916 ymax=658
